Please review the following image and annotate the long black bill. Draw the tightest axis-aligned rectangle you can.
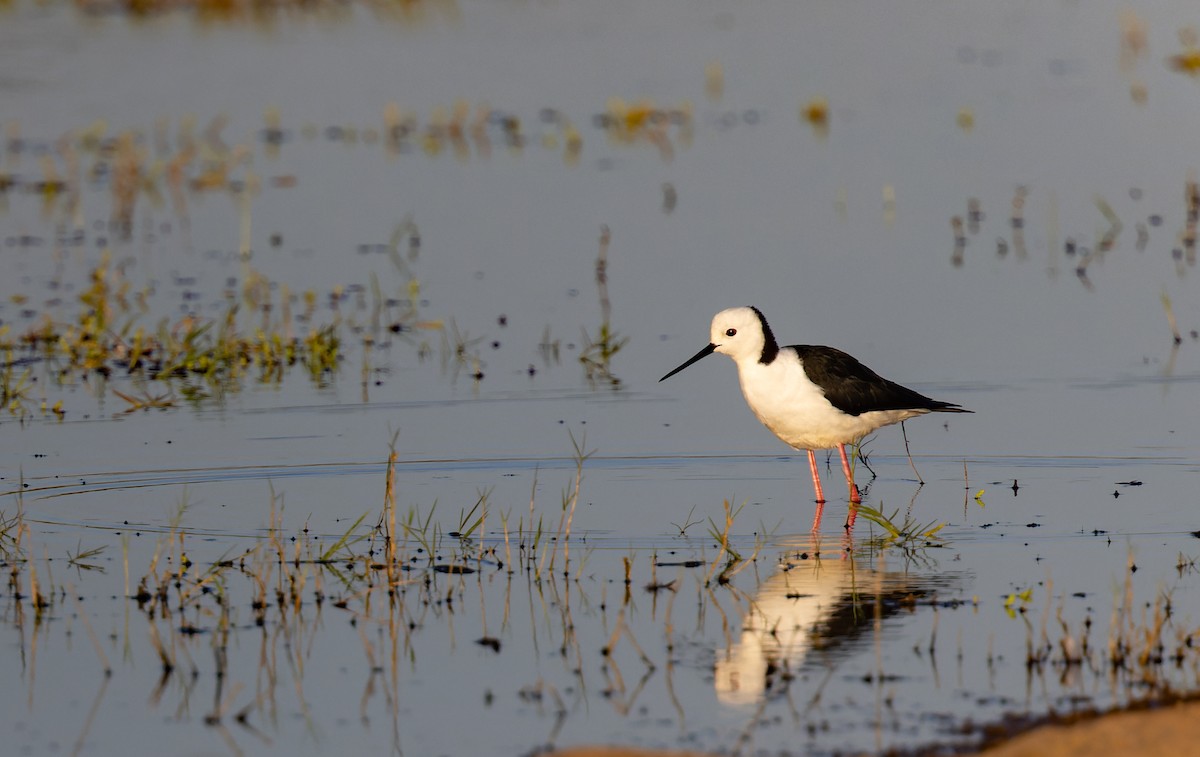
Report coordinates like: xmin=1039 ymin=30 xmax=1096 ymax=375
xmin=660 ymin=343 xmax=717 ymax=382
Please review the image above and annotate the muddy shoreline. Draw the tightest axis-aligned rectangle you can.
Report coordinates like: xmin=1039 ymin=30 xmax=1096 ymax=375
xmin=554 ymin=697 xmax=1200 ymax=757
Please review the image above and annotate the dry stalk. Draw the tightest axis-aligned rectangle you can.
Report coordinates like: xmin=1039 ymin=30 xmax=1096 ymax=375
xmin=500 ymin=509 xmax=513 ymax=575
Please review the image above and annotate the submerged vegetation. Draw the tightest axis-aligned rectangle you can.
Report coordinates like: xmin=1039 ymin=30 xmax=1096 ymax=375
xmin=0 ymin=224 xmax=631 ymax=420
xmin=2 ymin=250 xmax=350 ymax=420
xmin=0 ymin=91 xmax=698 ymax=421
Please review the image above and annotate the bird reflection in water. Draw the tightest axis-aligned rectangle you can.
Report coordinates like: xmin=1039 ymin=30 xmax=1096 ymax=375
xmin=714 ymin=541 xmax=950 ymax=706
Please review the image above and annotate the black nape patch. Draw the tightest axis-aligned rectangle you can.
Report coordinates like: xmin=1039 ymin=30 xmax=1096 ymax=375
xmin=749 ymin=306 xmax=779 ymax=364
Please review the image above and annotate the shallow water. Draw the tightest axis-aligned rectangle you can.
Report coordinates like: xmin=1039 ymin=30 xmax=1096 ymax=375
xmin=4 ymin=1 xmax=1200 ymax=755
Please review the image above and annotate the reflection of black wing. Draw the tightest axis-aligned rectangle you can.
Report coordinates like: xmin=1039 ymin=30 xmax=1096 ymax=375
xmin=807 ymin=586 xmax=930 ymax=657
xmin=791 ymin=345 xmax=967 ymax=417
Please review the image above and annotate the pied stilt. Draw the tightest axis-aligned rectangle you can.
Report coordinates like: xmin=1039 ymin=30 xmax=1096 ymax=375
xmin=660 ymin=306 xmax=970 ymax=510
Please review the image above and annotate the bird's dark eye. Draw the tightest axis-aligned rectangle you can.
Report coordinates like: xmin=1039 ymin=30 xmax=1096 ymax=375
xmin=725 ymin=328 xmax=737 ymax=337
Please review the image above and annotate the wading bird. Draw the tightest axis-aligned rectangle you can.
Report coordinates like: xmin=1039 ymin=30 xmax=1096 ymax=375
xmin=661 ymin=306 xmax=970 ymax=512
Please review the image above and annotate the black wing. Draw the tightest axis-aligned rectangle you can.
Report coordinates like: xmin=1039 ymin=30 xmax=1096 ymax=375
xmin=792 ymin=345 xmax=967 ymax=417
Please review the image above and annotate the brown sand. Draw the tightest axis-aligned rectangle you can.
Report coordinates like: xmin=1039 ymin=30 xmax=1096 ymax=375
xmin=977 ymin=700 xmax=1200 ymax=757
xmin=551 ymin=699 xmax=1200 ymax=757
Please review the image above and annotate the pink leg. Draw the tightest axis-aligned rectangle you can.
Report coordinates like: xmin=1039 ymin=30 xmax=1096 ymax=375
xmin=807 ymin=449 xmax=826 ymax=504
xmin=837 ymin=443 xmax=861 ymax=504
xmin=811 ymin=500 xmax=825 ymax=532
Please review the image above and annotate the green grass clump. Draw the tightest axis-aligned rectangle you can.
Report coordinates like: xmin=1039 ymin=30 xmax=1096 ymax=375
xmin=5 ymin=252 xmax=348 ymax=418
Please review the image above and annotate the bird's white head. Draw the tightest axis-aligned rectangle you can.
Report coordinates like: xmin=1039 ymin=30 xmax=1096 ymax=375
xmin=709 ymin=306 xmax=774 ymax=363
xmin=660 ymin=306 xmax=778 ymax=382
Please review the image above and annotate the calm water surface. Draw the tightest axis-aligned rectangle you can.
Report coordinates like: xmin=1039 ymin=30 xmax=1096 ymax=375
xmin=3 ymin=1 xmax=1200 ymax=755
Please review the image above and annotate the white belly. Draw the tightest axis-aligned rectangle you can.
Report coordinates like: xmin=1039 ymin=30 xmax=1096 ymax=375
xmin=737 ymin=358 xmax=927 ymax=450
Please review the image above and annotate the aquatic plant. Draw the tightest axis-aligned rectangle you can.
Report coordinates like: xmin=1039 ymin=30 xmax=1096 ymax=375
xmin=854 ymin=502 xmax=946 ymax=570
xmin=703 ymin=498 xmax=768 ymax=585
xmin=0 ymin=349 xmax=35 ymax=419
xmin=579 ymin=226 xmax=627 ymax=389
